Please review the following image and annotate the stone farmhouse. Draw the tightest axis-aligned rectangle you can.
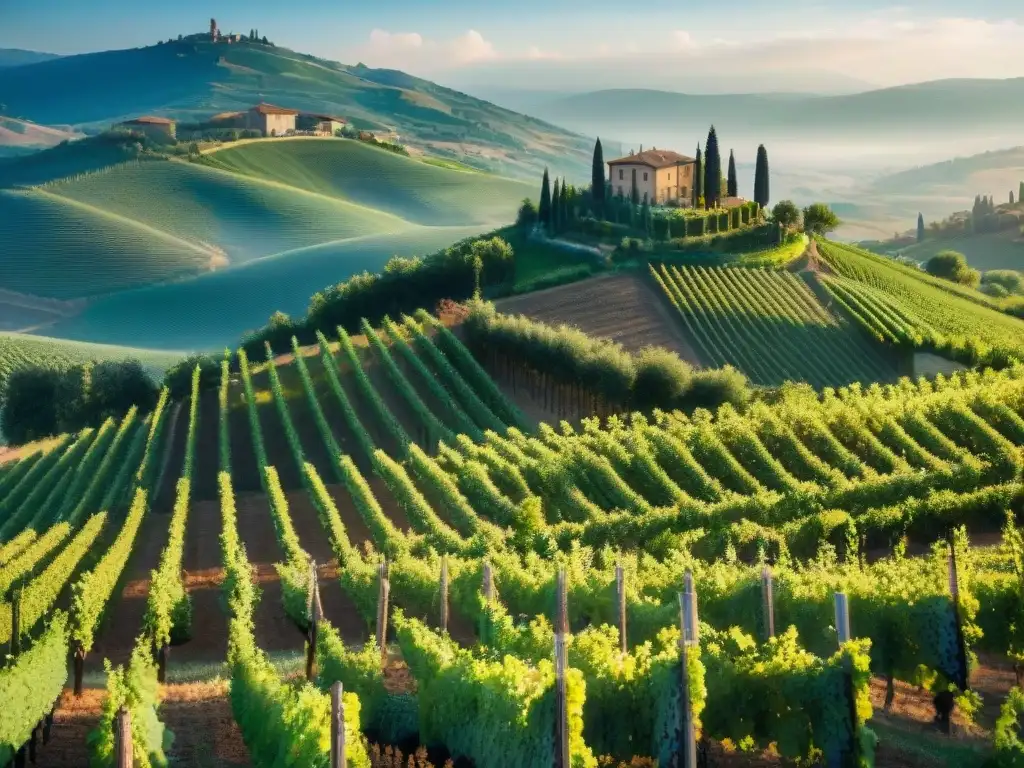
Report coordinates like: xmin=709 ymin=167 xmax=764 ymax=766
xmin=247 ymin=103 xmax=299 ymax=136
xmin=296 ymin=113 xmax=347 ymax=136
xmin=608 ymin=148 xmax=695 ymax=205
xmin=117 ymin=116 xmax=177 ymax=140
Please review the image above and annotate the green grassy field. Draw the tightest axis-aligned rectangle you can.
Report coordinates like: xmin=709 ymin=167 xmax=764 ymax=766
xmin=0 ymin=188 xmax=214 ymax=300
xmin=203 ymin=139 xmax=533 ymax=227
xmin=43 ymin=156 xmax=406 ymax=264
xmin=0 ymin=140 xmax=532 ymax=304
xmin=41 ymin=225 xmax=489 ymax=351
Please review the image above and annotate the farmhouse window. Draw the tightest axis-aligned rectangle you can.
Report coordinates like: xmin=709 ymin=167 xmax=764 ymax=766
xmin=643 ymin=172 xmax=648 ymax=181
xmin=619 ymin=169 xmax=623 ymax=179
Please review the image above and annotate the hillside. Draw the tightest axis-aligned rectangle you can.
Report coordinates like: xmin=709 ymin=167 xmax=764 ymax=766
xmin=0 ymin=37 xmax=591 ymax=180
xmin=5 ymin=299 xmax=1024 ymax=767
xmin=0 ymin=116 xmax=81 ymax=150
xmin=868 ymin=146 xmax=1024 ymax=196
xmin=529 ymin=79 xmax=1024 ymax=140
xmin=897 ymin=230 xmax=1024 ymax=272
xmin=0 ymin=48 xmax=60 ymax=68
xmin=0 ymin=139 xmax=532 ymax=310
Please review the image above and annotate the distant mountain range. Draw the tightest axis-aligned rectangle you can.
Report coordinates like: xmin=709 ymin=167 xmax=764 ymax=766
xmin=525 ymin=79 xmax=1024 ymax=147
xmin=0 ymin=39 xmax=591 ymax=180
xmin=0 ymin=48 xmax=61 ymax=68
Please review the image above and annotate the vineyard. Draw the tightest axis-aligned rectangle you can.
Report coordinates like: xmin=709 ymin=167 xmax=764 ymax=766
xmin=3 ymin=301 xmax=1024 ymax=766
xmin=650 ymin=261 xmax=903 ymax=387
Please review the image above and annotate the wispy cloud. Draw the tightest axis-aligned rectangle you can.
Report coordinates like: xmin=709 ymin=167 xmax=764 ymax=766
xmin=349 ymin=12 xmax=1024 ymax=88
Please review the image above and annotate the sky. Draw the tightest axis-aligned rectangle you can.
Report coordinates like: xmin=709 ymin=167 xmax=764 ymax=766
xmin=3 ymin=0 xmax=1024 ymax=94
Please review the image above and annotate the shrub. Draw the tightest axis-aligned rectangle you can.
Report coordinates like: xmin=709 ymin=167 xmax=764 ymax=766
xmin=632 ymin=346 xmax=693 ymax=411
xmin=983 ymin=269 xmax=1024 ymax=295
xmin=926 ymin=250 xmax=981 ymax=288
xmin=162 ymin=354 xmax=223 ymax=398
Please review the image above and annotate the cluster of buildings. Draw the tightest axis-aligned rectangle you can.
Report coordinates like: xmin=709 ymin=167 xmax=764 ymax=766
xmin=118 ymin=103 xmax=347 ymax=140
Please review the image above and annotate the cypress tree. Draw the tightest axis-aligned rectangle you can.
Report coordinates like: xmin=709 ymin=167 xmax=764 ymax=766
xmin=917 ymin=213 xmax=925 ymax=243
xmin=560 ymin=182 xmax=571 ymax=227
xmin=552 ymin=177 xmax=561 ymax=231
xmin=1019 ymin=181 xmax=1024 ymax=205
xmin=551 ymin=178 xmax=561 ymax=232
xmin=591 ymin=138 xmax=605 ymax=217
xmin=703 ymin=126 xmax=722 ymax=208
xmin=539 ymin=169 xmax=552 ymax=229
xmin=693 ymin=145 xmax=703 ymax=208
xmin=1012 ymin=191 xmax=1016 ymax=205
xmin=753 ymin=145 xmax=769 ymax=208
xmin=630 ymin=176 xmax=640 ymax=206
xmin=641 ymin=194 xmax=651 ymax=236
xmin=727 ymin=150 xmax=738 ymax=198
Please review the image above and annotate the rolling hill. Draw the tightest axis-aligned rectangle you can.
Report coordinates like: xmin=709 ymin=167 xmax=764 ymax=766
xmin=0 ymin=138 xmax=533 ymax=306
xmin=0 ymin=37 xmax=591 ymax=180
xmin=528 ymin=79 xmax=1024 ymax=141
xmin=0 ymin=48 xmax=60 ymax=68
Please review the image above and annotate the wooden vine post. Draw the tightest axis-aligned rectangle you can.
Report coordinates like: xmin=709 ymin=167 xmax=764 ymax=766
xmin=330 ymin=681 xmax=346 ymax=768
xmin=761 ymin=566 xmax=775 ymax=641
xmin=936 ymin=535 xmax=970 ymax=734
xmin=73 ymin=640 xmax=87 ymax=696
xmin=115 ymin=707 xmax=132 ymax=768
xmin=376 ymin=559 xmax=390 ymax=661
xmin=615 ymin=563 xmax=628 ymax=654
xmin=554 ymin=568 xmax=570 ymax=768
xmin=830 ymin=592 xmax=860 ymax=768
xmin=439 ymin=557 xmax=449 ymax=635
xmin=10 ymin=584 xmax=22 ymax=657
xmin=156 ymin=637 xmax=169 ymax=683
xmin=675 ymin=571 xmax=699 ymax=768
xmin=306 ymin=560 xmax=323 ymax=682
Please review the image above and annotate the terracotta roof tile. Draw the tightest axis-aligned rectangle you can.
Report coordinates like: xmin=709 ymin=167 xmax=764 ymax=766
xmin=122 ymin=116 xmax=175 ymax=125
xmin=608 ymin=149 xmax=694 ymax=169
xmin=250 ymin=103 xmax=299 ymax=115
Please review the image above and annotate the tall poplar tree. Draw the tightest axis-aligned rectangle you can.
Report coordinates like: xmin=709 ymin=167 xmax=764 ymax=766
xmin=917 ymin=213 xmax=925 ymax=243
xmin=560 ymin=181 xmax=571 ymax=227
xmin=727 ymin=150 xmax=738 ymax=197
xmin=753 ymin=145 xmax=770 ymax=208
xmin=539 ymin=169 xmax=552 ymax=229
xmin=703 ymin=126 xmax=722 ymax=208
xmin=1019 ymin=181 xmax=1024 ymax=205
xmin=591 ymin=138 xmax=605 ymax=217
xmin=693 ymin=145 xmax=703 ymax=208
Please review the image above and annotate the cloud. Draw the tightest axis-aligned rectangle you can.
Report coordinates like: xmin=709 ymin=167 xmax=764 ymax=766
xmin=352 ymin=28 xmax=497 ymax=71
xmin=353 ymin=15 xmax=1024 ymax=87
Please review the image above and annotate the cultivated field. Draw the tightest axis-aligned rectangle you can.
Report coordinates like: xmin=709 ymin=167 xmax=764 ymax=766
xmin=651 ymin=261 xmax=904 ymax=387
xmin=205 ymin=139 xmax=534 ymax=227
xmin=0 ymin=188 xmax=214 ymax=300
xmin=495 ymin=273 xmax=702 ymax=363
xmin=0 ymin=140 xmax=532 ymax=306
xmin=4 ymin=302 xmax=1024 ymax=766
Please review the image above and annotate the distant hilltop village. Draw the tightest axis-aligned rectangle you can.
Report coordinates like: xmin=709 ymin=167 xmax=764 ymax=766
xmin=157 ymin=19 xmax=274 ymax=47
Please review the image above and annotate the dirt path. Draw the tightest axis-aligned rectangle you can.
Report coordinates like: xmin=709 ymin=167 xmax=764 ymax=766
xmin=193 ymin=389 xmax=222 ymax=502
xmin=286 ymin=487 xmax=370 ymax=643
xmin=29 ymin=688 xmax=106 ymax=767
xmin=160 ymin=681 xmax=250 ymax=767
xmin=235 ymin=491 xmax=305 ymax=654
xmin=153 ymin=401 xmax=187 ymax=514
xmin=227 ymin=380 xmax=262 ymax=495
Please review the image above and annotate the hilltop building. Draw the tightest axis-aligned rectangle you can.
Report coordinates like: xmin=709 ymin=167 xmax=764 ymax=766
xmin=247 ymin=103 xmax=298 ymax=136
xmin=297 ymin=113 xmax=347 ymax=135
xmin=608 ymin=148 xmax=695 ymax=205
xmin=118 ymin=116 xmax=176 ymax=140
